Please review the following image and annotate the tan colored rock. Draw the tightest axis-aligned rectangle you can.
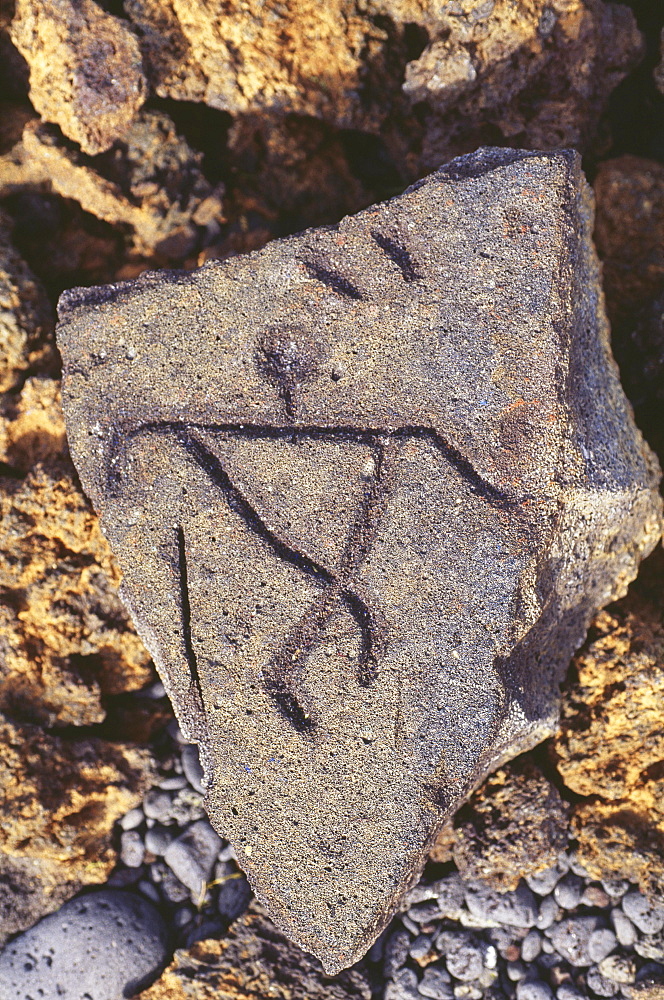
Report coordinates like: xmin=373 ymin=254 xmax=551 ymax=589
xmin=593 ymin=156 xmax=664 ymax=331
xmin=0 ymin=114 xmax=225 ymax=257
xmin=554 ymin=557 xmax=664 ymax=899
xmin=0 ymin=711 xmax=154 ymax=942
xmin=133 ymin=902 xmax=371 ymax=1000
xmin=10 ymin=0 xmax=146 ymax=155
xmin=124 ymin=0 xmax=383 ymax=129
xmin=124 ymin=0 xmax=642 ymax=168
xmin=0 ymin=454 xmax=153 ymax=727
xmin=451 ymin=759 xmax=569 ymax=891
xmin=0 ymin=211 xmax=52 ymax=394
xmin=406 ymin=0 xmax=643 ymax=169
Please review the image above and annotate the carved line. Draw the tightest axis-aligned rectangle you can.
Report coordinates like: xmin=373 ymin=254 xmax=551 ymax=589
xmin=176 ymin=524 xmax=206 ymax=718
xmin=301 ymin=258 xmax=364 ymax=300
xmin=106 ymin=420 xmax=530 ymax=733
xmin=109 ymin=420 xmax=524 ymax=512
xmin=371 ymin=231 xmax=421 ymax=282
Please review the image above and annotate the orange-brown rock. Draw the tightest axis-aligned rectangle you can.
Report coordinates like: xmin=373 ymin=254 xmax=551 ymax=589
xmin=0 ymin=115 xmax=225 ymax=258
xmin=0 ymin=210 xmax=52 ymax=395
xmin=449 ymin=758 xmax=569 ymax=892
xmin=593 ymin=156 xmax=664 ymax=331
xmin=134 ymin=902 xmax=371 ymax=1000
xmin=124 ymin=0 xmax=642 ymax=173
xmin=0 ymin=711 xmax=154 ymax=944
xmin=0 ymin=450 xmax=152 ymax=727
xmin=10 ymin=0 xmax=147 ymax=155
xmin=554 ymin=557 xmax=664 ymax=899
xmin=403 ymin=0 xmax=643 ymax=170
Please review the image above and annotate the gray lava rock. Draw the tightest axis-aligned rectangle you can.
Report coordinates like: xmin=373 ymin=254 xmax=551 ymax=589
xmin=164 ymin=819 xmax=222 ymax=897
xmin=611 ymin=909 xmax=637 ymax=947
xmin=181 ymin=743 xmax=205 ymax=793
xmin=217 ymin=873 xmax=252 ymax=922
xmin=585 ymin=965 xmax=619 ymax=997
xmin=464 ymin=883 xmax=538 ymax=929
xmin=0 ymin=889 xmax=168 ymax=1000
xmin=437 ymin=931 xmax=492 ymax=982
xmin=622 ymin=892 xmax=664 ymax=935
xmin=385 ymin=928 xmax=412 ymax=976
xmin=419 ymin=965 xmax=454 ymax=999
xmin=548 ymin=917 xmax=600 ymax=967
xmin=386 ymin=967 xmax=420 ymax=1000
xmin=56 ymin=146 xmax=663 ymax=972
xmin=145 ymin=824 xmax=176 ymax=856
xmin=553 ymin=873 xmax=585 ymax=910
xmin=587 ymin=928 xmax=617 ymax=964
xmin=526 ymin=865 xmax=565 ymax=897
xmin=120 ymin=828 xmax=146 ymax=868
xmin=516 ymin=981 xmax=554 ymax=1000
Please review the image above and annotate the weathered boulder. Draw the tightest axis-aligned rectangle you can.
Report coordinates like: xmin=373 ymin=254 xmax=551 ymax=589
xmin=56 ymin=148 xmax=662 ymax=971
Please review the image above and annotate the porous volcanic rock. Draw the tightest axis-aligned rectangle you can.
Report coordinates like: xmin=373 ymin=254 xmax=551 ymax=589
xmin=0 ymin=115 xmax=225 ymax=257
xmin=10 ymin=0 xmax=147 ymax=155
xmin=449 ymin=758 xmax=569 ymax=891
xmin=0 ymin=209 xmax=52 ymax=395
xmin=123 ymin=0 xmax=642 ymax=169
xmin=401 ymin=0 xmax=643 ymax=171
xmin=554 ymin=554 xmax=664 ymax=901
xmin=593 ymin=156 xmax=664 ymax=332
xmin=56 ymin=148 xmax=662 ymax=971
xmin=133 ymin=901 xmax=371 ymax=1000
xmin=0 ymin=712 xmax=154 ymax=944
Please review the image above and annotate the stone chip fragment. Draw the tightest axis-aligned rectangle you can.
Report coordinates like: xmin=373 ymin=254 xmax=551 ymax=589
xmin=56 ymin=148 xmax=662 ymax=972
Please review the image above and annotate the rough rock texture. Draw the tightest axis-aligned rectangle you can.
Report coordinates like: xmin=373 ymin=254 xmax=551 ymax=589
xmin=554 ymin=557 xmax=664 ymax=901
xmin=0 ymin=454 xmax=153 ymax=727
xmin=611 ymin=293 xmax=664 ymax=461
xmin=133 ymin=901 xmax=371 ymax=1000
xmin=401 ymin=0 xmax=644 ymax=171
xmin=0 ymin=888 xmax=168 ymax=999
xmin=593 ymin=156 xmax=664 ymax=332
xmin=0 ymin=712 xmax=154 ymax=944
xmin=0 ymin=115 xmax=225 ymax=257
xmin=0 ymin=209 xmax=52 ymax=394
xmin=124 ymin=0 xmax=642 ymax=169
xmin=56 ymin=148 xmax=662 ymax=971
xmin=448 ymin=758 xmax=569 ymax=891
xmin=10 ymin=0 xmax=147 ymax=155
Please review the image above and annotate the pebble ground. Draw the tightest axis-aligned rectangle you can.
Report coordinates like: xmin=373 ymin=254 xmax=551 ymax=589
xmin=101 ymin=682 xmax=664 ymax=999
xmin=4 ymin=677 xmax=657 ymax=998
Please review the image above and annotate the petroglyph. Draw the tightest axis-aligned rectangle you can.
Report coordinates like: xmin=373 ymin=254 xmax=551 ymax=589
xmin=56 ymin=148 xmax=662 ymax=972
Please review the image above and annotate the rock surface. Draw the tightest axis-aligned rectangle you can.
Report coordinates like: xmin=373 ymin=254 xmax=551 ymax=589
xmin=450 ymin=758 xmax=569 ymax=891
xmin=554 ymin=554 xmax=664 ymax=901
xmin=10 ymin=0 xmax=147 ymax=155
xmin=0 ymin=712 xmax=154 ymax=945
xmin=0 ymin=209 xmax=52 ymax=395
xmin=123 ymin=0 xmax=642 ymax=168
xmin=0 ymin=116 xmax=225 ymax=257
xmin=133 ymin=901 xmax=371 ymax=1000
xmin=56 ymin=147 xmax=662 ymax=971
xmin=0 ymin=888 xmax=168 ymax=999
xmin=593 ymin=156 xmax=664 ymax=333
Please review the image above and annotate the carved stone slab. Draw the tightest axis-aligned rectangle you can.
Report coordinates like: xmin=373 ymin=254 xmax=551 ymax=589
xmin=56 ymin=148 xmax=662 ymax=973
